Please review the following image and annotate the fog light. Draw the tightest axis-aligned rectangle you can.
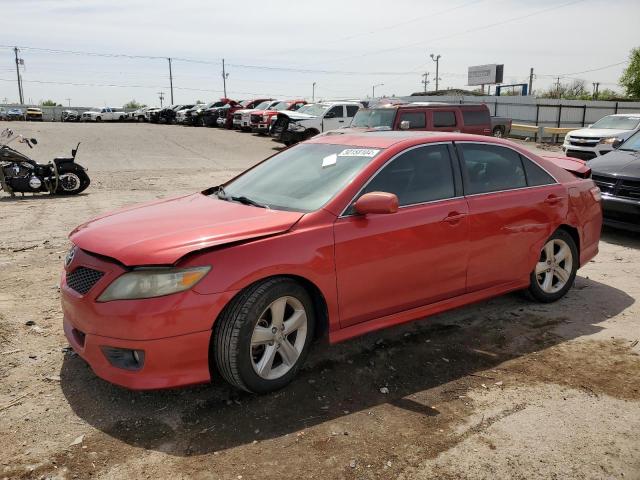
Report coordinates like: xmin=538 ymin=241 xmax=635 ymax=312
xmin=101 ymin=346 xmax=145 ymax=371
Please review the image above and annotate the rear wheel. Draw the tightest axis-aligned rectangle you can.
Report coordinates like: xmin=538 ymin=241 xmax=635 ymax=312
xmin=492 ymin=126 xmax=504 ymax=137
xmin=527 ymin=230 xmax=578 ymax=303
xmin=214 ymin=278 xmax=315 ymax=393
xmin=55 ymin=167 xmax=90 ymax=195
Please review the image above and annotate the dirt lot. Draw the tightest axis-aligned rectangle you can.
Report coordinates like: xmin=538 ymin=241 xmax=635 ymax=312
xmin=1 ymin=122 xmax=639 ymax=480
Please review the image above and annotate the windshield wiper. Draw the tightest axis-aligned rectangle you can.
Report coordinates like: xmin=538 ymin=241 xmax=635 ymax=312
xmin=231 ymin=195 xmax=268 ymax=209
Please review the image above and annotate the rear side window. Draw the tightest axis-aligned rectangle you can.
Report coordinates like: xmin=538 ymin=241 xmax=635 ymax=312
xmin=462 ymin=108 xmax=490 ymax=126
xmin=362 ymin=144 xmax=455 ymax=206
xmin=433 ymin=111 xmax=457 ymax=127
xmin=398 ymin=112 xmax=426 ymax=129
xmin=461 ymin=144 xmax=526 ymax=194
xmin=346 ymin=105 xmax=359 ymax=117
xmin=521 ymin=155 xmax=556 ymax=186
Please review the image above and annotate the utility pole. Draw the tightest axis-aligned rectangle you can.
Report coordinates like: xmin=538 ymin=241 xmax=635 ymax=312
xmin=158 ymin=92 xmax=164 ymax=108
xmin=168 ymin=58 xmax=174 ymax=105
xmin=421 ymin=72 xmax=430 ymax=93
xmin=14 ymin=47 xmax=24 ymax=105
xmin=592 ymin=82 xmax=600 ymax=99
xmin=312 ymin=82 xmax=316 ymax=102
xmin=528 ymin=67 xmax=534 ymax=95
xmin=430 ymin=53 xmax=441 ymax=92
xmin=221 ymin=58 xmax=229 ymax=98
xmin=372 ymin=83 xmax=384 ymax=99
xmin=554 ymin=76 xmax=562 ymax=99
xmin=65 ymin=98 xmax=71 ymax=107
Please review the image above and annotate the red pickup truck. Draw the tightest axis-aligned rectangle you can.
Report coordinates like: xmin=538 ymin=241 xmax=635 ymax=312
xmin=250 ymin=100 xmax=307 ymax=134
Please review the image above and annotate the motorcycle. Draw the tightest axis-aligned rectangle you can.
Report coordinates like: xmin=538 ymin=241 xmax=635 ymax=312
xmin=0 ymin=128 xmax=90 ymax=197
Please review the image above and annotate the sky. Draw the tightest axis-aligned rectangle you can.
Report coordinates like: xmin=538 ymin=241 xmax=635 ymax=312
xmin=0 ymin=0 xmax=638 ymax=107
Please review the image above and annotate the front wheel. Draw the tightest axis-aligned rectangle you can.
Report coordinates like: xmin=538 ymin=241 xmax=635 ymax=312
xmin=527 ymin=230 xmax=578 ymax=303
xmin=213 ymin=278 xmax=315 ymax=393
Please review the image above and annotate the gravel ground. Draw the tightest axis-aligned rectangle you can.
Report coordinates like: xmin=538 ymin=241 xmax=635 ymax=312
xmin=0 ymin=122 xmax=639 ymax=480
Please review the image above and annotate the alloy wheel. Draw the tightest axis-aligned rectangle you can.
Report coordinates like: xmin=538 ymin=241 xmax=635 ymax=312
xmin=535 ymin=238 xmax=573 ymax=294
xmin=250 ymin=296 xmax=308 ymax=380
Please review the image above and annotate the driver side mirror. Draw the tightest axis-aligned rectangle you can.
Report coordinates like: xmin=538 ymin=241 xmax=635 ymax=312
xmin=354 ymin=192 xmax=399 ymax=215
xmin=399 ymin=120 xmax=411 ymax=130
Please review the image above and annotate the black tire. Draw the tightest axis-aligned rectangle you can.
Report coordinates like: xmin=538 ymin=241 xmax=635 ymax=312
xmin=492 ymin=126 xmax=504 ymax=138
xmin=95 ymin=116 xmax=102 ymax=122
xmin=526 ymin=229 xmax=578 ymax=303
xmin=213 ymin=278 xmax=315 ymax=393
xmin=55 ymin=166 xmax=90 ymax=195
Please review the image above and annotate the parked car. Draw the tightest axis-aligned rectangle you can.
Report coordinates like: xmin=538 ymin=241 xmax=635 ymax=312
xmin=81 ymin=107 xmax=127 ymax=122
xmin=149 ymin=104 xmax=193 ymax=124
xmin=341 ymin=102 xmax=500 ymax=137
xmin=271 ymin=101 xmax=362 ymax=145
xmin=203 ymin=99 xmax=240 ymax=128
xmin=181 ymin=102 xmax=217 ymax=126
xmin=60 ymin=131 xmax=601 ymax=392
xmin=175 ymin=104 xmax=200 ymax=124
xmin=249 ymin=100 xmax=307 ymax=134
xmin=238 ymin=100 xmax=280 ymax=131
xmin=129 ymin=107 xmax=151 ymax=122
xmin=61 ymin=110 xmax=81 ymax=122
xmin=232 ymin=99 xmax=273 ymax=129
xmin=589 ymin=129 xmax=640 ymax=231
xmin=26 ymin=107 xmax=44 ymax=121
xmin=6 ymin=108 xmax=25 ymax=121
xmin=562 ymin=113 xmax=640 ymax=161
xmin=144 ymin=107 xmax=162 ymax=122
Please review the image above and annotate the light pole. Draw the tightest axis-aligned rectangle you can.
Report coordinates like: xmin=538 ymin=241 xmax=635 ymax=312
xmin=430 ymin=53 xmax=441 ymax=92
xmin=372 ymin=83 xmax=384 ymax=99
xmin=312 ymin=82 xmax=316 ymax=102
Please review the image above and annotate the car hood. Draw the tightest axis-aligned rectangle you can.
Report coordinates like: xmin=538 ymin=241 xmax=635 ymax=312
xmin=281 ymin=111 xmax=318 ymax=121
xmin=567 ymin=127 xmax=631 ymax=138
xmin=589 ymin=149 xmax=640 ymax=177
xmin=69 ymin=193 xmax=304 ymax=266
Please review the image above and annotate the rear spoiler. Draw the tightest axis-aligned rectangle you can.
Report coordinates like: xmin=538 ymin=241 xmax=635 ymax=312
xmin=541 ymin=155 xmax=591 ymax=179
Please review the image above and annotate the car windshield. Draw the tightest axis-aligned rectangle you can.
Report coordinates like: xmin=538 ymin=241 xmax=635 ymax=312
xmin=591 ymin=115 xmax=640 ymax=130
xmin=253 ymin=101 xmax=270 ymax=110
xmin=619 ymin=130 xmax=640 ymax=151
xmin=352 ymin=108 xmax=396 ymax=128
xmin=218 ymin=143 xmax=383 ymax=212
xmin=296 ymin=104 xmax=313 ymax=114
xmin=272 ymin=102 xmax=290 ymax=111
xmin=300 ymin=104 xmax=329 ymax=117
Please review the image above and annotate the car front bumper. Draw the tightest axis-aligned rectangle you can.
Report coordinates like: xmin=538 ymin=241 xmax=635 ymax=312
xmin=600 ymin=194 xmax=640 ymax=232
xmin=562 ymin=143 xmax=614 ymax=160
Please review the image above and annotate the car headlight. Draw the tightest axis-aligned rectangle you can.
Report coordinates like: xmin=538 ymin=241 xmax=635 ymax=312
xmin=262 ymin=114 xmax=269 ymax=122
xmin=599 ymin=137 xmax=621 ymax=145
xmin=97 ymin=266 xmax=211 ymax=302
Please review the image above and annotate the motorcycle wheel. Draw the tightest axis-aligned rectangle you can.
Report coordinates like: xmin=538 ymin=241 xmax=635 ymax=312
xmin=55 ymin=166 xmax=91 ymax=195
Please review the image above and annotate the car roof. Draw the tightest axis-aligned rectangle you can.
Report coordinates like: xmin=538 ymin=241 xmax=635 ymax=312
xmin=308 ymin=130 xmax=504 ymax=148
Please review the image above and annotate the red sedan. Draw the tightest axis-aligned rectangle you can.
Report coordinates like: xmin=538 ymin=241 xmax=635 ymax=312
xmin=61 ymin=132 xmax=602 ymax=393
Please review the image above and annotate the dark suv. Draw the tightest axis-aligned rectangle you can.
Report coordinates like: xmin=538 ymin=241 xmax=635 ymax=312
xmin=348 ymin=102 xmax=495 ymax=135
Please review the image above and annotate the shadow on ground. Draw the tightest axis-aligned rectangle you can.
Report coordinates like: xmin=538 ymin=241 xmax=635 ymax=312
xmin=601 ymin=226 xmax=640 ymax=249
xmin=59 ymin=276 xmax=633 ymax=456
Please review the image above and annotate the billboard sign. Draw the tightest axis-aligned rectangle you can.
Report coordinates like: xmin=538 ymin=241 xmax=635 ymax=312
xmin=468 ymin=64 xmax=504 ymax=86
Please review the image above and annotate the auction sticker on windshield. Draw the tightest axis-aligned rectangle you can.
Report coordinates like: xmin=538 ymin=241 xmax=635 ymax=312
xmin=338 ymin=148 xmax=380 ymax=157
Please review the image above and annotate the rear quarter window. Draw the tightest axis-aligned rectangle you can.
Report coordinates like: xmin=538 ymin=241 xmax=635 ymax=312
xmin=462 ymin=109 xmax=490 ymax=126
xmin=433 ymin=111 xmax=457 ymax=127
xmin=521 ymin=155 xmax=556 ymax=186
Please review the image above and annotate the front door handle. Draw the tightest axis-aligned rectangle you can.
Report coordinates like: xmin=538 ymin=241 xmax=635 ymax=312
xmin=544 ymin=195 xmax=562 ymax=205
xmin=443 ymin=211 xmax=466 ymax=223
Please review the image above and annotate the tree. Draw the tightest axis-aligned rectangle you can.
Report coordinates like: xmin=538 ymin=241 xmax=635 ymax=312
xmin=123 ymin=99 xmax=146 ymax=109
xmin=620 ymin=47 xmax=640 ymax=98
xmin=40 ymin=99 xmax=57 ymax=106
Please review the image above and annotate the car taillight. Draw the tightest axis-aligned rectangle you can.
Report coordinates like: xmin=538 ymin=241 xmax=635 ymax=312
xmin=590 ymin=186 xmax=601 ymax=202
xmin=483 ymin=128 xmax=491 ymax=134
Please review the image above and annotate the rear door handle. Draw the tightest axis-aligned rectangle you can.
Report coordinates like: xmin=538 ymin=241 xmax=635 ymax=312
xmin=544 ymin=195 xmax=562 ymax=205
xmin=443 ymin=211 xmax=467 ymax=223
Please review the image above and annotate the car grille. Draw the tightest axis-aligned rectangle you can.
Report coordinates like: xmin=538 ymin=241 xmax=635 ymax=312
xmin=568 ymin=136 xmax=600 ymax=147
xmin=233 ymin=113 xmax=241 ymax=120
xmin=592 ymin=174 xmax=640 ymax=200
xmin=566 ymin=149 xmax=597 ymax=161
xmin=66 ymin=267 xmax=104 ymax=295
xmin=250 ymin=114 xmax=262 ymax=124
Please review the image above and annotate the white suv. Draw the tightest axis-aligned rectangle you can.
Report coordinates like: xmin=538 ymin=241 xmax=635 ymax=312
xmin=563 ymin=113 xmax=640 ymax=161
xmin=271 ymin=101 xmax=362 ymax=145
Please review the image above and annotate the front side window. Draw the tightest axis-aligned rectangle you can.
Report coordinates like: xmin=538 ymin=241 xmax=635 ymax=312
xmin=360 ymin=144 xmax=455 ymax=207
xmin=398 ymin=111 xmax=426 ymax=129
xmin=327 ymin=106 xmax=344 ymax=118
xmin=221 ymin=144 xmax=383 ymax=212
xmin=346 ymin=105 xmax=360 ymax=117
xmin=461 ymin=144 xmax=526 ymax=194
xmin=433 ymin=111 xmax=457 ymax=127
